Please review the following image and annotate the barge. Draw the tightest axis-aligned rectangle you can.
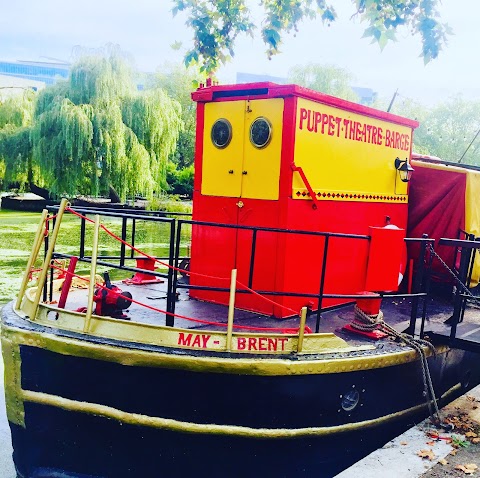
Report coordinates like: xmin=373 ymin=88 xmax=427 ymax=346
xmin=3 ymin=82 xmax=480 ymax=477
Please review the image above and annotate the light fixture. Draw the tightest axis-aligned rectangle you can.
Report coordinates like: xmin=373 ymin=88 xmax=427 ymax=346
xmin=395 ymin=157 xmax=414 ymax=182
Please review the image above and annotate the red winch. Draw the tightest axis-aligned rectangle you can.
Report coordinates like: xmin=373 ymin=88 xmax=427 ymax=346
xmin=94 ymin=272 xmax=133 ymax=319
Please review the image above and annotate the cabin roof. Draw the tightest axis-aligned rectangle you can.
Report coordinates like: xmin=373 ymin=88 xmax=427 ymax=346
xmin=192 ymin=82 xmax=419 ymax=129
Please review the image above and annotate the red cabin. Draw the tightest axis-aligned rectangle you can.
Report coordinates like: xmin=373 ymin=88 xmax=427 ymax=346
xmin=189 ymin=83 xmax=418 ymax=317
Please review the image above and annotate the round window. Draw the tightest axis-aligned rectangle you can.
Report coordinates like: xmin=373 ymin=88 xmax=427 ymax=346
xmin=211 ymin=119 xmax=232 ymax=149
xmin=341 ymin=389 xmax=360 ymax=412
xmin=250 ymin=117 xmax=272 ymax=148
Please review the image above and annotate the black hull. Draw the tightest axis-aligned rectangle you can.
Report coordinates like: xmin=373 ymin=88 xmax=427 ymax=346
xmin=3 ymin=303 xmax=480 ymax=478
xmin=10 ymin=407 xmax=430 ymax=478
xmin=5 ymin=342 xmax=479 ymax=477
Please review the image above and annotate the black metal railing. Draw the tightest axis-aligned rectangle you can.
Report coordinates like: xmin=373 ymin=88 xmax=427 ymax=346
xmin=45 ymin=205 xmax=433 ymax=333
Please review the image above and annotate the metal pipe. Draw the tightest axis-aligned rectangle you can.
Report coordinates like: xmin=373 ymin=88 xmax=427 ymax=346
xmin=120 ymin=217 xmax=127 ymax=267
xmin=130 ymin=219 xmax=136 ymax=258
xmin=57 ymin=257 xmax=78 ymax=309
xmin=31 ymin=199 xmax=68 ymax=321
xmin=315 ymin=236 xmax=329 ymax=333
xmin=80 ymin=216 xmax=86 ymax=258
xmin=84 ymin=215 xmax=101 ymax=333
xmin=43 ymin=216 xmax=50 ymax=303
xmin=297 ymin=307 xmax=308 ymax=352
xmin=48 ymin=213 xmax=57 ymax=302
xmin=248 ymin=229 xmax=258 ymax=289
xmin=166 ymin=220 xmax=176 ymax=327
xmin=171 ymin=220 xmax=183 ymax=321
xmin=226 ymin=269 xmax=237 ymax=352
xmin=15 ymin=209 xmax=48 ymax=310
xmin=408 ymin=235 xmax=428 ymax=336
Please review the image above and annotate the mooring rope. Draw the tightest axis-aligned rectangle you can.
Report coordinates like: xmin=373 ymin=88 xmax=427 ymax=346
xmin=351 ymin=305 xmax=441 ymax=421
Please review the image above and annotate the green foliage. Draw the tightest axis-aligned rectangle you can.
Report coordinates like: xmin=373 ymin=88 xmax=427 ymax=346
xmin=0 ymin=91 xmax=37 ymax=188
xmin=150 ymin=63 xmax=206 ymax=169
xmin=394 ymin=96 xmax=480 ymax=165
xmin=288 ymin=63 xmax=359 ymax=102
xmin=451 ymin=434 xmax=470 ymax=448
xmin=0 ymin=90 xmax=35 ymax=129
xmin=1 ymin=51 xmax=183 ymax=200
xmin=173 ymin=0 xmax=254 ymax=74
xmin=172 ymin=0 xmax=449 ymax=74
xmin=147 ymin=194 xmax=192 ymax=213
xmin=166 ymin=161 xmax=194 ymax=198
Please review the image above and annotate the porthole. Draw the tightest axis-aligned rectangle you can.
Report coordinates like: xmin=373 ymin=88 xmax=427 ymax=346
xmin=211 ymin=119 xmax=232 ymax=149
xmin=250 ymin=117 xmax=272 ymax=149
xmin=341 ymin=389 xmax=360 ymax=412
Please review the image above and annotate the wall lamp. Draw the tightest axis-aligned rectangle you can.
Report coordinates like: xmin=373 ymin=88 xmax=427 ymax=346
xmin=395 ymin=157 xmax=414 ymax=182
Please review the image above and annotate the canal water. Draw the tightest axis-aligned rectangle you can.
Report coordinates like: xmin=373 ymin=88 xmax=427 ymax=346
xmin=0 ymin=208 xmax=191 ymax=306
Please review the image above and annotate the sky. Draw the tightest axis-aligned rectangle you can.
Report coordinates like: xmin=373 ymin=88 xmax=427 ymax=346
xmin=1 ymin=0 xmax=479 ymax=106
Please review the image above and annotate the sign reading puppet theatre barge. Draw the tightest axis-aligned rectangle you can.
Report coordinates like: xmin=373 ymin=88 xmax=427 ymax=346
xmin=189 ymin=83 xmax=418 ymax=318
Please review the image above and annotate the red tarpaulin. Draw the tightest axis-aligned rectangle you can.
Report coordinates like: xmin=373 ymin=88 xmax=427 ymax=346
xmin=407 ymin=162 xmax=466 ymax=282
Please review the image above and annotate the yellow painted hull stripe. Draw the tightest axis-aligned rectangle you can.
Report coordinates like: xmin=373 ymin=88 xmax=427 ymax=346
xmin=1 ymin=324 xmax=443 ymax=376
xmin=21 ymin=385 xmax=460 ymax=439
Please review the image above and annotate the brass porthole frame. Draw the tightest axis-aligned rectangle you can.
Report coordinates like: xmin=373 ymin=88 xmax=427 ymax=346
xmin=211 ymin=118 xmax=232 ymax=149
xmin=250 ymin=117 xmax=272 ymax=149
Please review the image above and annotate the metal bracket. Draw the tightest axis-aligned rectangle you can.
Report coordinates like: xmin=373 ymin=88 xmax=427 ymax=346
xmin=291 ymin=162 xmax=321 ymax=210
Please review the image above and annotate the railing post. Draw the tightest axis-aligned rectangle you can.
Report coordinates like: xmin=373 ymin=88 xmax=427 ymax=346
xmin=170 ymin=220 xmax=183 ymax=324
xmin=84 ymin=215 xmax=101 ymax=333
xmin=58 ymin=257 xmax=78 ymax=309
xmin=130 ymin=219 xmax=136 ymax=258
xmin=120 ymin=217 xmax=127 ymax=267
xmin=226 ymin=269 xmax=237 ymax=352
xmin=248 ymin=229 xmax=258 ymax=289
xmin=407 ymin=234 xmax=428 ymax=336
xmin=43 ymin=215 xmax=50 ymax=303
xmin=450 ymin=241 xmax=472 ymax=341
xmin=419 ymin=245 xmax=434 ymax=339
xmin=80 ymin=215 xmax=86 ymax=258
xmin=297 ymin=307 xmax=308 ymax=352
xmin=15 ymin=209 xmax=48 ymax=311
xmin=31 ymin=199 xmax=68 ymax=321
xmin=166 ymin=220 xmax=176 ymax=327
xmin=315 ymin=235 xmax=329 ymax=333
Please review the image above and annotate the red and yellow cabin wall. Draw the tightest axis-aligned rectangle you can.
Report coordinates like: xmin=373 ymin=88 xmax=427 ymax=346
xmin=190 ymin=83 xmax=418 ymax=318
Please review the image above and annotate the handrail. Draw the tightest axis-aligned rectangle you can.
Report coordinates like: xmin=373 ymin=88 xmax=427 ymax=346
xmin=31 ymin=199 xmax=69 ymax=321
xmin=84 ymin=215 xmax=100 ymax=333
xmin=31 ymin=205 xmax=435 ymax=334
xmin=16 ymin=209 xmax=48 ymax=310
xmin=291 ymin=162 xmax=321 ymax=210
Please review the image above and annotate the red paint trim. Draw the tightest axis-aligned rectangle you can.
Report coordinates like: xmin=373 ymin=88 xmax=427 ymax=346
xmin=192 ymin=82 xmax=419 ymax=129
xmin=193 ymin=103 xmax=205 ymax=194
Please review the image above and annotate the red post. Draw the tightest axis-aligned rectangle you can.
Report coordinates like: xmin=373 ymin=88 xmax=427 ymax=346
xmin=58 ymin=257 xmax=78 ymax=309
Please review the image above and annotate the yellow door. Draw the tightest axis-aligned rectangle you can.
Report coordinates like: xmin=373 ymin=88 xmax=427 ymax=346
xmin=201 ymin=101 xmax=245 ymax=197
xmin=201 ymin=98 xmax=284 ymax=200
xmin=242 ymin=99 xmax=284 ymax=200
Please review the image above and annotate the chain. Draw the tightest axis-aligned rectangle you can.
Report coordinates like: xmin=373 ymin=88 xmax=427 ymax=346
xmin=352 ymin=306 xmax=441 ymax=421
xmin=428 ymin=244 xmax=480 ymax=303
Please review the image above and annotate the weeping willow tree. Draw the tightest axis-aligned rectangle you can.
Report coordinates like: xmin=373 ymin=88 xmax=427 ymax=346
xmin=30 ymin=51 xmax=182 ymax=200
xmin=0 ymin=90 xmax=37 ymax=188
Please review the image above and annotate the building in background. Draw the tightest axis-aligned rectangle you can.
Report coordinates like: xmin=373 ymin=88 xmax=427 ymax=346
xmin=236 ymin=72 xmax=377 ymax=106
xmin=0 ymin=59 xmax=70 ymax=99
